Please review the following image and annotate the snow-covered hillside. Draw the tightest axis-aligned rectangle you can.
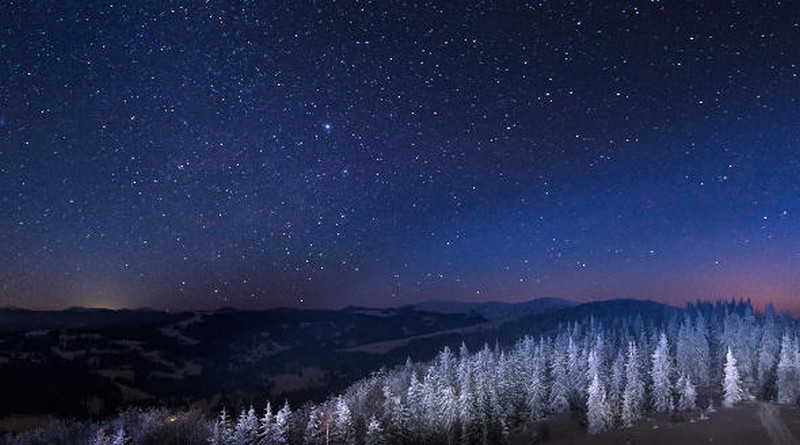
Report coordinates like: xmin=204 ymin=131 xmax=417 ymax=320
xmin=5 ymin=299 xmax=800 ymax=445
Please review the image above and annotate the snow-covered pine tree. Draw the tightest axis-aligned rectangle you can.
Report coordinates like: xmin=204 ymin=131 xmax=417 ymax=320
xmin=676 ymin=374 xmax=697 ymax=411
xmin=740 ymin=303 xmax=760 ymax=392
xmin=548 ymin=338 xmax=570 ymax=413
xmin=723 ymin=347 xmax=744 ymax=407
xmin=526 ymin=343 xmax=548 ymax=421
xmin=364 ymin=416 xmax=385 ymax=445
xmin=88 ymin=429 xmax=108 ymax=445
xmin=439 ymin=385 xmax=458 ymax=444
xmin=405 ymin=372 xmax=424 ymax=441
xmin=458 ymin=363 xmax=478 ymax=445
xmin=111 ymin=426 xmax=126 ymax=445
xmin=256 ymin=401 xmax=273 ymax=445
xmin=234 ymin=405 xmax=259 ymax=445
xmin=676 ymin=314 xmax=694 ymax=380
xmin=208 ymin=422 xmax=223 ymax=445
xmin=272 ymin=401 xmax=291 ymax=444
xmin=211 ymin=408 xmax=234 ymax=445
xmin=331 ymin=396 xmax=356 ymax=445
xmin=692 ymin=311 xmax=711 ymax=385
xmin=567 ymin=337 xmax=586 ymax=401
xmin=380 ymin=384 xmax=404 ymax=443
xmin=420 ymin=366 xmax=437 ymax=436
xmin=586 ymin=354 xmax=613 ymax=434
xmin=777 ymin=333 xmax=798 ymax=404
xmin=481 ymin=344 xmax=504 ymax=430
xmin=303 ymin=407 xmax=324 ymax=445
xmin=650 ymin=332 xmax=674 ymax=413
xmin=208 ymin=418 xmax=223 ymax=445
xmin=621 ymin=341 xmax=645 ymax=426
xmin=608 ymin=350 xmax=625 ymax=421
xmin=430 ymin=362 xmax=453 ymax=438
xmin=757 ymin=305 xmax=780 ymax=398
xmin=588 ymin=334 xmax=605 ymax=380
xmin=438 ymin=345 xmax=457 ymax=388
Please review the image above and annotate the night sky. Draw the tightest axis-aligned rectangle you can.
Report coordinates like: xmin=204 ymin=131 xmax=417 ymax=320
xmin=1 ymin=1 xmax=798 ymax=311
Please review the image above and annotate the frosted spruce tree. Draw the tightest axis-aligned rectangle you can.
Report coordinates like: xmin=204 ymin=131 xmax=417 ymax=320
xmin=525 ymin=345 xmax=548 ymax=421
xmin=88 ymin=429 xmax=107 ymax=445
xmin=233 ymin=405 xmax=258 ymax=445
xmin=331 ymin=396 xmax=356 ymax=445
xmin=723 ymin=347 xmax=744 ymax=407
xmin=676 ymin=315 xmax=694 ymax=380
xmin=272 ymin=401 xmax=291 ymax=444
xmin=757 ymin=305 xmax=780 ymax=397
xmin=256 ymin=401 xmax=273 ymax=444
xmin=303 ymin=407 xmax=323 ymax=445
xmin=777 ymin=333 xmax=798 ymax=404
xmin=608 ymin=350 xmax=625 ymax=421
xmin=405 ymin=372 xmax=424 ymax=438
xmin=381 ymin=385 xmax=406 ymax=444
xmin=650 ymin=333 xmax=674 ymax=413
xmin=457 ymin=370 xmax=477 ymax=445
xmin=676 ymin=374 xmax=697 ymax=411
xmin=586 ymin=352 xmax=613 ymax=434
xmin=621 ymin=342 xmax=645 ymax=426
xmin=111 ymin=426 xmax=127 ymax=445
xmin=693 ymin=311 xmax=711 ymax=385
xmin=210 ymin=408 xmax=235 ymax=445
xmin=549 ymin=341 xmax=570 ymax=413
xmin=567 ymin=337 xmax=586 ymax=400
xmin=365 ymin=416 xmax=385 ymax=445
xmin=438 ymin=385 xmax=458 ymax=444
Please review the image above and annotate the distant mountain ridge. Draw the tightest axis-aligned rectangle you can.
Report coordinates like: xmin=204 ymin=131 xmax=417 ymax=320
xmin=410 ymin=296 xmax=575 ymax=319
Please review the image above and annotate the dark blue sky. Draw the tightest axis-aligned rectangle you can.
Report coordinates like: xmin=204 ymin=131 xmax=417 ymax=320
xmin=1 ymin=1 xmax=798 ymax=311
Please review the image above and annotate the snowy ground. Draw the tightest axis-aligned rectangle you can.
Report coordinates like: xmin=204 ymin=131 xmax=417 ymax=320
xmin=759 ymin=403 xmax=798 ymax=445
xmin=512 ymin=402 xmax=800 ymax=445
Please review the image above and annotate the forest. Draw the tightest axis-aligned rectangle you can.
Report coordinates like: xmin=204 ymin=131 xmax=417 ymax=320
xmin=4 ymin=299 xmax=799 ymax=445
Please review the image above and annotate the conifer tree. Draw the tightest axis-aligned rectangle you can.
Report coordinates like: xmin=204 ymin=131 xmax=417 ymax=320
xmin=111 ymin=426 xmax=127 ymax=445
xmin=777 ymin=333 xmax=798 ymax=404
xmin=234 ymin=405 xmax=258 ymax=445
xmin=676 ymin=374 xmax=697 ymax=411
xmin=212 ymin=408 xmax=234 ymax=445
xmin=257 ymin=402 xmax=273 ymax=445
xmin=650 ymin=333 xmax=673 ymax=413
xmin=608 ymin=351 xmax=625 ymax=420
xmin=365 ymin=416 xmax=385 ymax=445
xmin=458 ymin=365 xmax=477 ymax=445
xmin=549 ymin=343 xmax=570 ymax=413
xmin=621 ymin=342 xmax=645 ymax=426
xmin=586 ymin=352 xmax=613 ymax=434
xmin=526 ymin=347 xmax=547 ymax=421
xmin=757 ymin=306 xmax=780 ymax=398
xmin=331 ymin=397 xmax=355 ymax=445
xmin=89 ymin=429 xmax=108 ymax=445
xmin=272 ymin=401 xmax=290 ymax=444
xmin=693 ymin=312 xmax=711 ymax=385
xmin=303 ymin=408 xmax=323 ymax=445
xmin=723 ymin=347 xmax=744 ymax=407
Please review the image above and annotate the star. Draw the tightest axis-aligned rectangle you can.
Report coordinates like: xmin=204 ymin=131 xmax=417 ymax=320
xmin=0 ymin=0 xmax=796 ymax=312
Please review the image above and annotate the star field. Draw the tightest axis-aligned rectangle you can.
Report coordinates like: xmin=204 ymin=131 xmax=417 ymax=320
xmin=1 ymin=1 xmax=798 ymax=311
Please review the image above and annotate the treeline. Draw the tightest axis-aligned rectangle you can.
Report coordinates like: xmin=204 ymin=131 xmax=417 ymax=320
xmin=4 ymin=300 xmax=800 ymax=445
